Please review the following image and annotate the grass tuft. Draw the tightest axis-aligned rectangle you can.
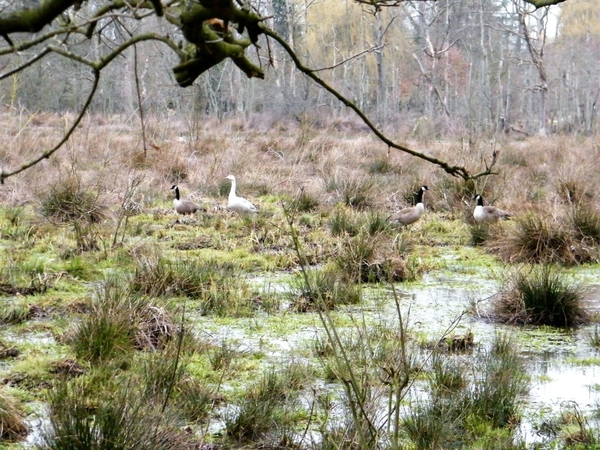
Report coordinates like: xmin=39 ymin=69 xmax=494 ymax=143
xmin=41 ymin=377 xmax=194 ymax=449
xmin=68 ymin=277 xmax=175 ymax=364
xmin=290 ymin=189 xmax=320 ymax=212
xmin=495 ymin=265 xmax=586 ymax=326
xmin=571 ymin=204 xmax=600 ymax=243
xmin=0 ymin=389 xmax=28 ymax=442
xmin=334 ymin=232 xmax=422 ymax=283
xmin=39 ymin=177 xmax=106 ymax=224
xmin=226 ymin=363 xmax=309 ymax=442
xmin=338 ymin=177 xmax=375 ymax=210
xmin=487 ymin=213 xmax=597 ymax=265
xmin=289 ymin=268 xmax=361 ymax=312
xmin=131 ymin=250 xmax=262 ymax=316
xmin=403 ymin=334 xmax=528 ymax=449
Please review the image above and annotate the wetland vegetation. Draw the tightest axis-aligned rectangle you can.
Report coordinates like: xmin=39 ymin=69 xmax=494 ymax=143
xmin=0 ymin=115 xmax=599 ymax=449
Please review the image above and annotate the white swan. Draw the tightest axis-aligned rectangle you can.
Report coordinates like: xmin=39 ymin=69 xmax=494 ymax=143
xmin=225 ymin=175 xmax=258 ymax=214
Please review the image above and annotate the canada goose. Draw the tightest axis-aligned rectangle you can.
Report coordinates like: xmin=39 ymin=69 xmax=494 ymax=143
xmin=387 ymin=185 xmax=430 ymax=225
xmin=473 ymin=194 xmax=510 ymax=222
xmin=225 ymin=175 xmax=258 ymax=214
xmin=171 ymin=185 xmax=202 ymax=215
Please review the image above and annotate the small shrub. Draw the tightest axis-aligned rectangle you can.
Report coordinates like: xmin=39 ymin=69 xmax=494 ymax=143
xmin=495 ymin=265 xmax=586 ymax=326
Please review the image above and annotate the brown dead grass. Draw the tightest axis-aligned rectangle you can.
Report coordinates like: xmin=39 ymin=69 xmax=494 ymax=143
xmin=1 ymin=112 xmax=598 ymax=240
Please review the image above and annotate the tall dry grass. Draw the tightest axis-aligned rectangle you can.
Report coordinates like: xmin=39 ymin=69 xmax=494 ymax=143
xmin=0 ymin=111 xmax=598 ymax=241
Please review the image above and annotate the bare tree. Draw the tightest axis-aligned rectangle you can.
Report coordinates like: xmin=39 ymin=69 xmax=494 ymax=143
xmin=515 ymin=0 xmax=551 ymax=135
xmin=0 ymin=0 xmax=575 ymax=182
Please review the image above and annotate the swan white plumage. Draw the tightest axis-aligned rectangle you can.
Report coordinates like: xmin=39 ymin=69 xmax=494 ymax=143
xmin=226 ymin=175 xmax=258 ymax=214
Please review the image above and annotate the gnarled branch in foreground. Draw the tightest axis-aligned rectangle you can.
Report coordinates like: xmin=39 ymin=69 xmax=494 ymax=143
xmin=261 ymin=26 xmax=498 ymax=181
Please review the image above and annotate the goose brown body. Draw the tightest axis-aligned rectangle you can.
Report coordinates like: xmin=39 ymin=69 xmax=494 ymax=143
xmin=473 ymin=194 xmax=510 ymax=222
xmin=387 ymin=186 xmax=430 ymax=225
xmin=171 ymin=185 xmax=201 ymax=215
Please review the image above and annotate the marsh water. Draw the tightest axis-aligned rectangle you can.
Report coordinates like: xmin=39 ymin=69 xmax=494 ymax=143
xmin=192 ymin=264 xmax=600 ymax=446
xmin=5 ymin=263 xmax=600 ymax=448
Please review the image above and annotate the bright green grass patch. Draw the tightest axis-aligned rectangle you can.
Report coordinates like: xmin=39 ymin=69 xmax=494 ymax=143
xmin=564 ymin=356 xmax=600 ymax=366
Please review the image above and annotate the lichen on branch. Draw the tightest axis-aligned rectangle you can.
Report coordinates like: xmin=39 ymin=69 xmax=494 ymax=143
xmin=169 ymin=0 xmax=265 ymax=87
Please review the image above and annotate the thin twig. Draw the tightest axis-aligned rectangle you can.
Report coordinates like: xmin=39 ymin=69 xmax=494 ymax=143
xmin=311 ymin=44 xmax=384 ymax=72
xmin=262 ymin=26 xmax=498 ymax=181
xmin=0 ymin=48 xmax=51 ymax=80
xmin=0 ymin=69 xmax=100 ymax=184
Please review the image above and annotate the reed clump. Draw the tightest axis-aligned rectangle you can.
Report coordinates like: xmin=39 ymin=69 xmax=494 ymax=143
xmin=68 ymin=278 xmax=175 ymax=364
xmin=495 ymin=265 xmax=587 ymax=326
xmin=402 ymin=334 xmax=528 ymax=449
xmin=0 ymin=389 xmax=28 ymax=442
xmin=486 ymin=213 xmax=598 ymax=265
xmin=289 ymin=268 xmax=361 ymax=312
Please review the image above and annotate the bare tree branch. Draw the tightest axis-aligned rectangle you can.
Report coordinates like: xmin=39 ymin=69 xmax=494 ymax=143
xmin=262 ymin=26 xmax=498 ymax=181
xmin=0 ymin=27 xmax=77 ymax=56
xmin=312 ymin=44 xmax=384 ymax=72
xmin=0 ymin=69 xmax=101 ymax=184
xmin=523 ymin=0 xmax=566 ymax=8
xmin=0 ymin=48 xmax=51 ymax=81
xmin=0 ymin=0 xmax=77 ymax=33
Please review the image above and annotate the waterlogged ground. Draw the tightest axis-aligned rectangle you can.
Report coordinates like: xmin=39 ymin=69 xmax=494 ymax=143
xmin=178 ymin=262 xmax=600 ymax=447
xmin=1 ymin=206 xmax=599 ymax=448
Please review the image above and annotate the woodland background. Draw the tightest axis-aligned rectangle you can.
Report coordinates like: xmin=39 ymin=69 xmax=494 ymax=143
xmin=1 ymin=0 xmax=597 ymax=139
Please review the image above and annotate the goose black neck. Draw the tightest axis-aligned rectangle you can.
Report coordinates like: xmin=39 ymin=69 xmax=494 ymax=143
xmin=174 ymin=186 xmax=180 ymax=200
xmin=416 ymin=187 xmax=426 ymax=204
xmin=476 ymin=195 xmax=484 ymax=206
